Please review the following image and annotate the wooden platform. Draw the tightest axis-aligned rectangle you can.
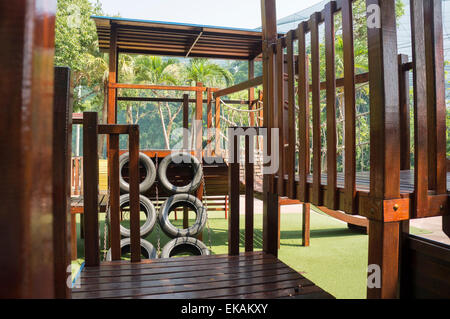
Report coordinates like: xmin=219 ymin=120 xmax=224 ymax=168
xmin=71 ymin=252 xmax=333 ymax=299
xmin=246 ymin=170 xmax=450 ymax=197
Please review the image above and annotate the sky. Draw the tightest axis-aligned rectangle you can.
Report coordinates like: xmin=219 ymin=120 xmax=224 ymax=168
xmin=95 ymin=0 xmax=324 ymax=29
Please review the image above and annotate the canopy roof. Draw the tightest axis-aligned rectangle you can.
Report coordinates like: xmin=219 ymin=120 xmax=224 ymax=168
xmin=92 ymin=16 xmax=278 ymax=60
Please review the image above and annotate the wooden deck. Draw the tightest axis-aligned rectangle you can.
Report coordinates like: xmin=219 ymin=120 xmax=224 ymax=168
xmin=72 ymin=252 xmax=333 ymax=299
xmin=247 ymin=170 xmax=450 ymax=197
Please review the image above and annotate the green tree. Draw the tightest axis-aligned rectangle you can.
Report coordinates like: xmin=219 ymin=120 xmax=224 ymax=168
xmin=183 ymin=58 xmax=233 ymax=87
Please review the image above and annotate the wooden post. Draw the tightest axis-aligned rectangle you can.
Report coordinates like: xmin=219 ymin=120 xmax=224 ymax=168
xmin=0 ymin=0 xmax=57 ymax=298
xmin=286 ymin=31 xmax=296 ymax=199
xmin=108 ymin=134 xmax=121 ymax=260
xmin=83 ymin=112 xmax=100 ymax=267
xmin=228 ymin=134 xmax=240 ymax=256
xmin=324 ymin=2 xmax=338 ymax=210
xmin=195 ymin=82 xmax=203 ymax=160
xmin=398 ymin=54 xmax=411 ymax=170
xmin=245 ymin=136 xmax=254 ymax=252
xmin=53 ymin=67 xmax=73 ymax=299
xmin=248 ymin=59 xmax=255 ymax=126
xmin=261 ymin=0 xmax=279 ymax=258
xmin=214 ymin=97 xmax=221 ymax=156
xmin=129 ymin=126 xmax=141 ymax=263
xmin=366 ymin=0 xmax=401 ymax=299
xmin=108 ymin=24 xmax=118 ymax=125
xmin=183 ymin=94 xmax=190 ymax=228
xmin=302 ymin=203 xmax=310 ymax=247
xmin=342 ymin=0 xmax=357 ymax=214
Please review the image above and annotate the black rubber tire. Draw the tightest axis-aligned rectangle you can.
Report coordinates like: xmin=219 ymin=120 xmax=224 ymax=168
xmin=106 ymin=238 xmax=157 ymax=261
xmin=108 ymin=194 xmax=157 ymax=237
xmin=157 ymin=152 xmax=203 ymax=194
xmin=158 ymin=194 xmax=207 ymax=238
xmin=161 ymin=237 xmax=210 ymax=259
xmin=119 ymin=152 xmax=156 ymax=193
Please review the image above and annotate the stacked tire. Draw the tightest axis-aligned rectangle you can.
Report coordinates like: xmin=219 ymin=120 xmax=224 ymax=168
xmin=157 ymin=152 xmax=210 ymax=259
xmin=107 ymin=152 xmax=210 ymax=260
xmin=106 ymin=152 xmax=158 ymax=261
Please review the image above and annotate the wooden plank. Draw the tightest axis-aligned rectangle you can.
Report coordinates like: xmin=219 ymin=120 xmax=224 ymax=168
xmin=245 ymin=136 xmax=254 ymax=252
xmin=302 ymin=203 xmax=310 ymax=247
xmin=398 ymin=54 xmax=411 ymax=170
xmin=98 ymin=125 xmax=130 ymax=135
xmin=83 ymin=112 xmax=100 ymax=267
xmin=229 ymin=134 xmax=240 ymax=256
xmin=76 ymin=266 xmax=294 ymax=295
xmin=310 ymin=12 xmax=322 ymax=206
xmin=214 ymin=97 xmax=221 ymax=155
xmin=261 ymin=0 xmax=278 ymax=257
xmin=342 ymin=0 xmax=356 ymax=214
xmin=108 ymin=134 xmax=121 ymax=260
xmin=366 ymin=0 xmax=401 ymax=204
xmin=206 ymin=88 xmax=213 ymax=156
xmin=110 ymin=82 xmax=207 ymax=91
xmin=286 ymin=30 xmax=296 ymax=199
xmin=129 ymin=126 xmax=141 ymax=262
xmin=324 ymin=2 xmax=338 ymax=210
xmin=214 ymin=76 xmax=263 ymax=99
xmin=411 ymin=0 xmax=430 ymax=217
xmin=0 ymin=0 xmax=57 ymax=298
xmin=424 ymin=0 xmax=447 ymax=195
xmin=195 ymin=82 xmax=203 ymax=160
xmin=52 ymin=67 xmax=73 ymax=299
xmin=182 ymin=94 xmax=189 ymax=149
xmin=276 ymin=38 xmax=285 ymax=196
xmin=248 ymin=59 xmax=255 ymax=126
xmin=297 ymin=21 xmax=310 ymax=203
xmin=367 ymin=220 xmax=401 ymax=299
xmin=76 ymin=272 xmax=305 ymax=299
xmin=108 ymin=24 xmax=118 ymax=125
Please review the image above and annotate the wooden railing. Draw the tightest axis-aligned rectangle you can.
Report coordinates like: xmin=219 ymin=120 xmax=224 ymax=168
xmin=259 ymin=0 xmax=448 ymax=298
xmin=82 ymin=112 xmax=141 ymax=266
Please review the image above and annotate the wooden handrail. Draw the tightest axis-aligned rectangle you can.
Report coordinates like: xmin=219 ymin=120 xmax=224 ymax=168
xmin=83 ymin=112 xmax=141 ymax=265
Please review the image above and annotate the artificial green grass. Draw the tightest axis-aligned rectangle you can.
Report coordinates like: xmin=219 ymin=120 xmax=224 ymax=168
xmin=71 ymin=209 xmax=429 ymax=299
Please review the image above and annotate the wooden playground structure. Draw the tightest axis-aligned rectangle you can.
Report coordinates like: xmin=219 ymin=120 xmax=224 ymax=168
xmin=0 ymin=0 xmax=449 ymax=299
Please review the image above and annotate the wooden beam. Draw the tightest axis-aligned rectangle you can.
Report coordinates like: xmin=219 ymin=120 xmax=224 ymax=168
xmin=129 ymin=126 xmax=141 ymax=263
xmin=83 ymin=112 xmax=100 ymax=267
xmin=0 ymin=0 xmax=57 ymax=298
xmin=398 ymin=54 xmax=411 ymax=170
xmin=214 ymin=76 xmax=263 ymax=99
xmin=228 ymin=134 xmax=240 ymax=256
xmin=52 ymin=67 xmax=73 ymax=299
xmin=108 ymin=23 xmax=118 ymax=125
xmin=261 ymin=0 xmax=278 ymax=257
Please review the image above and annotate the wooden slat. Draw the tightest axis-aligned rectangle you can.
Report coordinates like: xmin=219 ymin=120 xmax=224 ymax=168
xmin=195 ymin=82 xmax=203 ymax=160
xmin=83 ymin=112 xmax=100 ymax=267
xmin=261 ymin=0 xmax=278 ymax=258
xmin=342 ymin=0 xmax=356 ymax=214
xmin=214 ymin=76 xmax=263 ymax=99
xmin=310 ymin=12 xmax=322 ymax=206
xmin=98 ymin=125 xmax=130 ymax=135
xmin=182 ymin=94 xmax=189 ymax=149
xmin=128 ymin=126 xmax=141 ymax=262
xmin=324 ymin=2 xmax=338 ymax=210
xmin=398 ymin=54 xmax=411 ymax=170
xmin=111 ymin=82 xmax=207 ymax=91
xmin=286 ymin=30 xmax=296 ymax=199
xmin=411 ymin=0 xmax=429 ymax=217
xmin=214 ymin=97 xmax=221 ymax=155
xmin=108 ymin=134 xmax=121 ymax=260
xmin=245 ymin=136 xmax=254 ymax=252
xmin=424 ymin=0 xmax=447 ymax=195
xmin=228 ymin=134 xmax=240 ymax=256
xmin=276 ymin=38 xmax=285 ymax=196
xmin=302 ymin=203 xmax=311 ymax=247
xmin=297 ymin=21 xmax=310 ymax=203
xmin=52 ymin=67 xmax=73 ymax=298
xmin=367 ymin=0 xmax=401 ymax=203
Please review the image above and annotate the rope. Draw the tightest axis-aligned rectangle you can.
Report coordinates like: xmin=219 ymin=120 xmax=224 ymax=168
xmin=220 ymin=98 xmax=263 ymax=113
xmin=200 ymin=162 xmax=212 ymax=251
xmin=102 ymin=190 xmax=110 ymax=261
xmin=154 ymin=154 xmax=161 ymax=257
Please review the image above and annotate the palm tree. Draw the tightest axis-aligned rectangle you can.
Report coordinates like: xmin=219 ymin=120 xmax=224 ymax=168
xmin=183 ymin=58 xmax=233 ymax=88
xmin=131 ymin=56 xmax=181 ymax=149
